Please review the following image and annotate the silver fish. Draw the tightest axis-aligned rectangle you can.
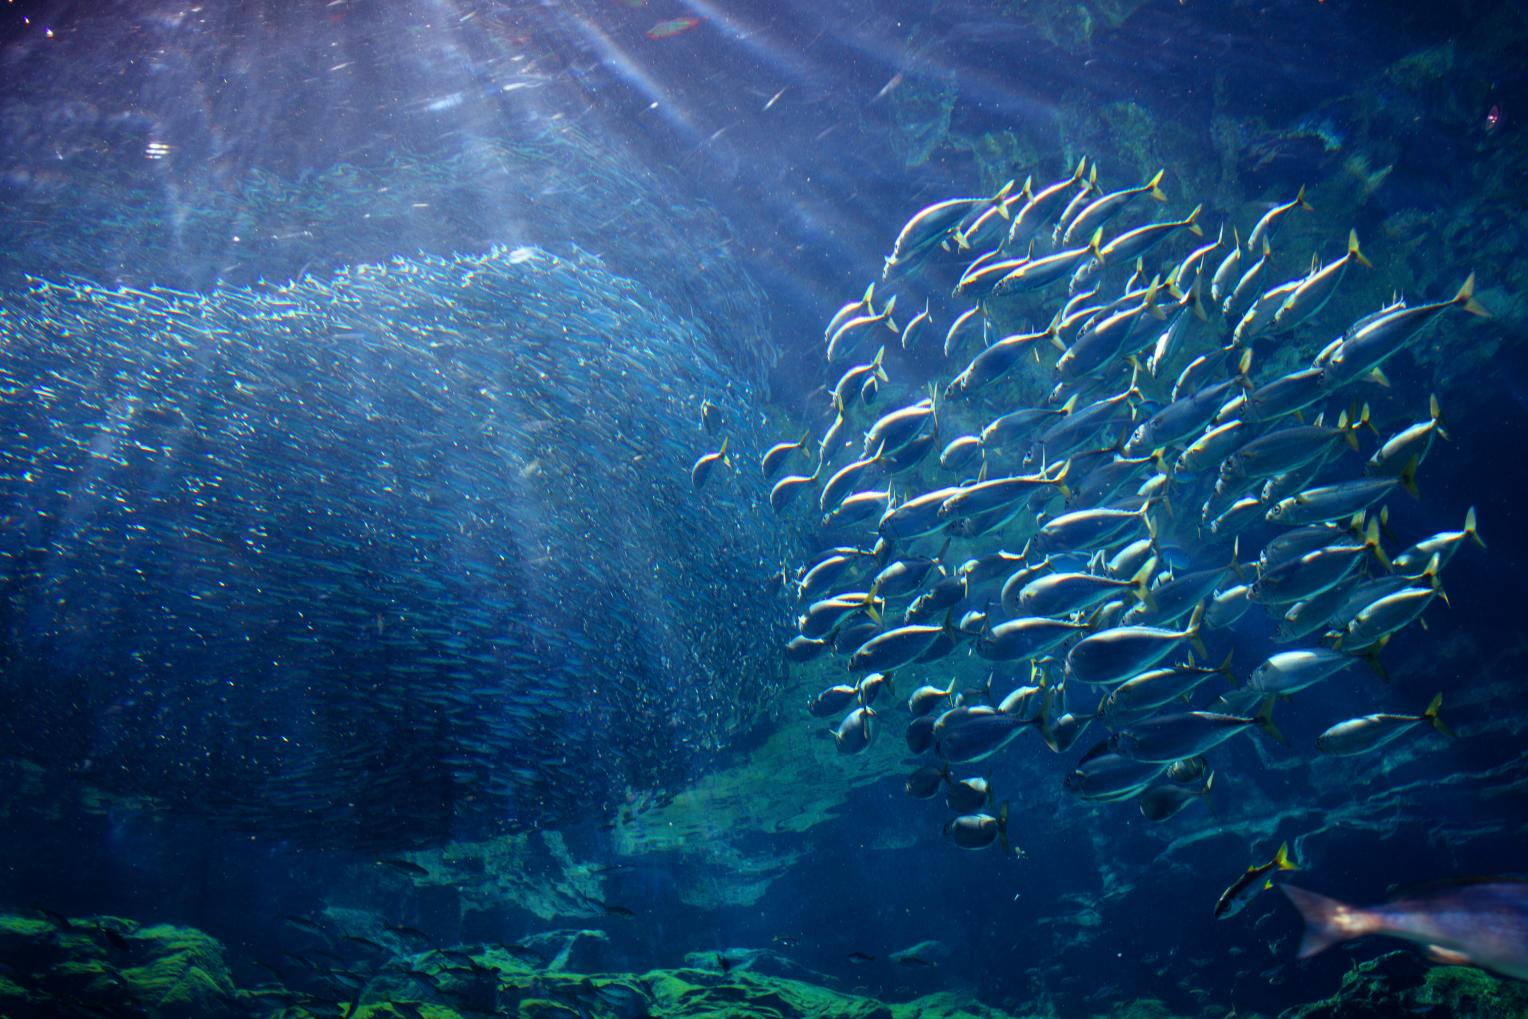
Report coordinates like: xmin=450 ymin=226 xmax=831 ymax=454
xmin=1316 ymin=693 xmax=1450 ymax=756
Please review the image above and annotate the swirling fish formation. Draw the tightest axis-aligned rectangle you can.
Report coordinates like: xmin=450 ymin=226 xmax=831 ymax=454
xmin=763 ymin=158 xmax=1490 ymax=862
xmin=0 ymin=244 xmax=787 ymax=850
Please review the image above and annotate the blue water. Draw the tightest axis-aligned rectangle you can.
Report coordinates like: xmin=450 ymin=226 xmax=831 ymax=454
xmin=0 ymin=2 xmax=1525 ymax=1018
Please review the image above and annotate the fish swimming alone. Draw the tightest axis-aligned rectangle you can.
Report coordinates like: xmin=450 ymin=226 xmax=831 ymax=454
xmin=1282 ymin=879 xmax=1528 ymax=981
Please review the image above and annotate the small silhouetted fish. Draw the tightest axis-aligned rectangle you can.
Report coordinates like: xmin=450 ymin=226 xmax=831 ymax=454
xmin=388 ymin=923 xmax=431 ymax=942
xmin=717 ymin=952 xmax=733 ymax=973
xmin=599 ymin=902 xmax=637 ymax=918
xmin=33 ymin=906 xmax=72 ymax=930
xmin=280 ymin=914 xmax=331 ymax=939
xmin=341 ymin=935 xmax=385 ymax=952
xmin=378 ymin=858 xmax=429 ymax=878
xmin=848 ymin=951 xmax=875 ymax=964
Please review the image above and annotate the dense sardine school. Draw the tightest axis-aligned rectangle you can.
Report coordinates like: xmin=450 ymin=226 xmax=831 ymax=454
xmin=751 ymin=158 xmax=1489 ymax=893
xmin=0 ymin=245 xmax=788 ymax=850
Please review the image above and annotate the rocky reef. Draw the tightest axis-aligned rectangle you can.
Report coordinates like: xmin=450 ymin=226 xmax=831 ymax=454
xmin=6 ymin=910 xmax=1527 ymax=1019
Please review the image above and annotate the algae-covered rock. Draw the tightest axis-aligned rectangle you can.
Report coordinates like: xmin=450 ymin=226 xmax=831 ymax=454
xmin=1412 ymin=964 xmax=1528 ymax=1017
xmin=0 ymin=913 xmax=243 ymax=1019
xmin=1275 ymin=949 xmax=1528 ymax=1019
xmin=885 ymin=68 xmax=960 ymax=169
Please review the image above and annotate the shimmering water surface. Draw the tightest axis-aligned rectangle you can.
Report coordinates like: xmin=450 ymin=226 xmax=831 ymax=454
xmin=1 ymin=3 xmax=1525 ymax=1018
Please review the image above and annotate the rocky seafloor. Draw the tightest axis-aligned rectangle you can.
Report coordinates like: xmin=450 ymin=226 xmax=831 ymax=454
xmin=4 ymin=912 xmax=1527 ymax=1019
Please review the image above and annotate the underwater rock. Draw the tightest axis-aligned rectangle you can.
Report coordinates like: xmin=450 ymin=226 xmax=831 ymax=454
xmin=886 ymin=67 xmax=959 ymax=169
xmin=404 ymin=829 xmax=607 ymax=922
xmin=0 ymin=914 xmax=242 ymax=1019
xmin=1276 ymin=949 xmax=1528 ymax=1019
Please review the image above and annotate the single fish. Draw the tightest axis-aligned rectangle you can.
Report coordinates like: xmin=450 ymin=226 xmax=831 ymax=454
xmin=1248 ymin=648 xmax=1356 ymax=696
xmin=691 ymin=437 xmax=731 ymax=490
xmin=833 ymin=705 xmax=876 ymax=755
xmin=1321 ymin=274 xmax=1490 ymax=385
xmin=932 ymin=705 xmax=1036 ymax=763
xmin=1215 ymin=842 xmax=1298 ymax=919
xmin=943 ymin=801 xmax=1013 ymax=854
xmin=1245 ymin=184 xmax=1312 ymax=254
xmin=1316 ymin=693 xmax=1450 ymax=756
xmin=1391 ymin=506 xmax=1484 ymax=575
xmin=1138 ymin=772 xmax=1213 ymax=821
xmin=908 ymin=681 xmax=958 ymax=718
xmin=905 ymin=763 xmax=950 ymax=799
xmin=761 ymin=430 xmax=811 ymax=480
xmin=1266 ymin=475 xmax=1412 ymax=527
xmin=1065 ymin=605 xmax=1206 ymax=687
xmin=1110 ymin=700 xmax=1279 ymax=763
xmin=1365 ymin=395 xmax=1446 ymax=478
xmin=1063 ymin=168 xmax=1168 ymax=246
xmin=944 ymin=774 xmax=993 ymax=812
xmin=1006 ymin=158 xmax=1087 ymax=249
xmin=1282 ymin=879 xmax=1528 ymax=980
xmin=1272 ymin=228 xmax=1371 ymax=332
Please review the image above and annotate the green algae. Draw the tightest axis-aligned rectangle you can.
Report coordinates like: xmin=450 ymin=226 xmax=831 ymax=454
xmin=1274 ymin=950 xmax=1528 ymax=1019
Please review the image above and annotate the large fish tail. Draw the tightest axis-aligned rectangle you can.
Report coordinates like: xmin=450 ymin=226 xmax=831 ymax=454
xmin=1280 ymin=885 xmax=1373 ymax=958
xmin=1453 ymin=272 xmax=1491 ymax=318
xmin=1423 ymin=692 xmax=1453 ymax=738
xmin=1464 ymin=506 xmax=1486 ymax=549
xmin=1349 ymin=228 xmax=1373 ymax=269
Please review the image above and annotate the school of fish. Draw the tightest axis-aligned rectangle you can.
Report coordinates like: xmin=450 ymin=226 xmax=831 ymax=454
xmin=735 ymin=158 xmax=1491 ymax=908
xmin=0 ymin=244 xmax=789 ymax=851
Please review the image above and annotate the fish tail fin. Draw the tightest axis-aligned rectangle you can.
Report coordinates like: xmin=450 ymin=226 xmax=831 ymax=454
xmin=1185 ymin=204 xmax=1204 ymax=236
xmin=1363 ymin=517 xmax=1391 ymax=571
xmin=1071 ymin=157 xmax=1087 ymax=182
xmin=1428 ymin=394 xmax=1449 ymax=442
xmin=1190 ymin=268 xmax=1208 ymax=321
xmin=1227 ymin=536 xmax=1245 ymax=580
xmin=1281 ymin=885 xmax=1370 ymax=958
xmin=1183 ymin=602 xmax=1207 ymax=655
xmin=1464 ymin=505 xmax=1485 ymax=549
xmin=1218 ymin=649 xmax=1238 ymax=687
xmin=864 ymin=581 xmax=883 ymax=624
xmin=1145 ymin=276 xmax=1168 ymax=320
xmin=1349 ymin=228 xmax=1372 ymax=269
xmin=1421 ymin=554 xmax=1449 ymax=607
xmin=1454 ymin=272 xmax=1491 ymax=318
xmin=1090 ymin=227 xmax=1105 ymax=264
xmin=1339 ymin=403 xmax=1361 ymax=449
xmin=1235 ymin=347 xmax=1255 ymax=388
xmin=1360 ymin=642 xmax=1390 ymax=683
xmin=1399 ymin=455 xmax=1421 ymax=500
xmin=1273 ymin=841 xmax=1299 ymax=872
xmin=882 ymin=295 xmax=900 ymax=333
xmin=1424 ymin=692 xmax=1453 ymax=738
xmin=1147 ymin=168 xmax=1167 ymax=202
xmin=1255 ymin=696 xmax=1286 ymax=745
xmin=1295 ymin=184 xmax=1312 ymax=212
xmin=1131 ymin=557 xmax=1159 ymax=611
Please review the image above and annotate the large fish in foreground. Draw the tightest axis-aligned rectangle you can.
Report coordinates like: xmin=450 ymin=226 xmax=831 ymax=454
xmin=1282 ymin=880 xmax=1528 ymax=981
